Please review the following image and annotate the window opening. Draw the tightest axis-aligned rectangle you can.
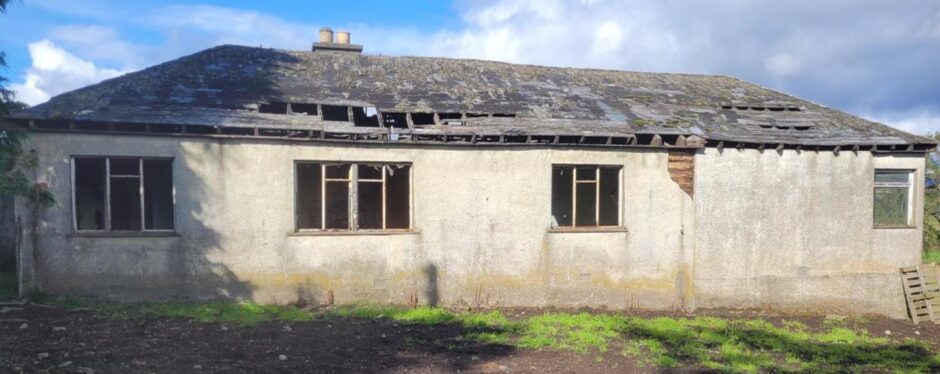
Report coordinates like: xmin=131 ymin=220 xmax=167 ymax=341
xmin=551 ymin=165 xmax=620 ymax=228
xmin=73 ymin=157 xmax=174 ymax=232
xmin=874 ymin=170 xmax=914 ymax=227
xmin=296 ymin=162 xmax=411 ymax=231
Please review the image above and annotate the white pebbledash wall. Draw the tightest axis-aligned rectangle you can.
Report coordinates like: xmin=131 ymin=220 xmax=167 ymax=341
xmin=15 ymin=133 xmax=924 ymax=318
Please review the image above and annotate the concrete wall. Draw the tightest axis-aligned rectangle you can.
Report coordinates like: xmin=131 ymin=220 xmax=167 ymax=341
xmin=694 ymin=148 xmax=924 ymax=317
xmin=17 ymin=132 xmax=694 ymax=310
xmin=14 ymin=133 xmax=924 ymax=317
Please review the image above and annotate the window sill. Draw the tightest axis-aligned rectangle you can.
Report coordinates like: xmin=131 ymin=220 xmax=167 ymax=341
xmin=68 ymin=231 xmax=180 ymax=238
xmin=289 ymin=229 xmax=419 ymax=237
xmin=873 ymin=225 xmax=917 ymax=230
xmin=547 ymin=226 xmax=628 ymax=234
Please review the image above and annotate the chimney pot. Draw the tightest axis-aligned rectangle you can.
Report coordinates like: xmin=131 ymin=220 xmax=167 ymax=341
xmin=319 ymin=27 xmax=334 ymax=43
xmin=336 ymin=31 xmax=350 ymax=45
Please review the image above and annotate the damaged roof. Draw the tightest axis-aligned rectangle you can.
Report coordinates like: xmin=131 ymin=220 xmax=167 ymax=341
xmin=8 ymin=44 xmax=934 ymax=148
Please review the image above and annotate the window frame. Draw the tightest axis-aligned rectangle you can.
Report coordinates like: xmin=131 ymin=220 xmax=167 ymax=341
xmin=550 ymin=164 xmax=623 ymax=230
xmin=293 ymin=161 xmax=413 ymax=233
xmin=873 ymin=169 xmax=915 ymax=229
xmin=70 ymin=156 xmax=176 ymax=233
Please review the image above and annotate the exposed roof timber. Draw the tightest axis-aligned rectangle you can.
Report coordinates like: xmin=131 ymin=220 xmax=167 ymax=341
xmin=4 ymin=118 xmax=932 ymax=153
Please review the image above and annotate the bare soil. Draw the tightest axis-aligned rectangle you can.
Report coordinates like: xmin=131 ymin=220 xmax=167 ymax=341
xmin=1 ymin=303 xmax=938 ymax=373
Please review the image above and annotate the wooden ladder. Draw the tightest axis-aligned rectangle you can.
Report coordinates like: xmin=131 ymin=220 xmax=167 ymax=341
xmin=901 ymin=266 xmax=940 ymax=324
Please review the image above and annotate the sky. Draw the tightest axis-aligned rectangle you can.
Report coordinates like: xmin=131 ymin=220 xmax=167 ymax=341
xmin=1 ymin=0 xmax=940 ymax=134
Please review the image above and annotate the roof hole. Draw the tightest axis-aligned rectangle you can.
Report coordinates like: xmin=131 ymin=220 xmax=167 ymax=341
xmin=382 ymin=112 xmax=409 ymax=128
xmin=438 ymin=112 xmax=462 ymax=120
xmin=411 ymin=113 xmax=436 ymax=126
xmin=290 ymin=103 xmax=317 ymax=116
xmin=321 ymin=105 xmax=350 ymax=121
xmin=352 ymin=107 xmax=379 ymax=127
xmin=259 ymin=102 xmax=288 ymax=114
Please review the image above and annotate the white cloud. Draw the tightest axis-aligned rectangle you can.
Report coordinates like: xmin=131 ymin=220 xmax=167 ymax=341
xmin=866 ymin=109 xmax=940 ymax=134
xmin=48 ymin=25 xmax=145 ymax=69
xmin=9 ymin=40 xmax=126 ymax=105
xmin=765 ymin=53 xmax=803 ymax=77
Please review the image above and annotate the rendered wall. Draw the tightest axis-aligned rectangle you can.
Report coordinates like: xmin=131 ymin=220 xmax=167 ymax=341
xmin=17 ymin=132 xmax=693 ymax=310
xmin=15 ymin=133 xmax=923 ymax=317
xmin=694 ymin=148 xmax=924 ymax=318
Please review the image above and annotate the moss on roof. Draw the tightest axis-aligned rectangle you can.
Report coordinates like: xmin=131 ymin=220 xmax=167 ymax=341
xmin=11 ymin=45 xmax=933 ymax=146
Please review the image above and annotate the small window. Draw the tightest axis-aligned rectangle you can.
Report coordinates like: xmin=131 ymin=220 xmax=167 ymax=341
xmin=73 ymin=157 xmax=175 ymax=232
xmin=296 ymin=162 xmax=411 ymax=231
xmin=874 ymin=169 xmax=914 ymax=228
xmin=551 ymin=165 xmax=620 ymax=228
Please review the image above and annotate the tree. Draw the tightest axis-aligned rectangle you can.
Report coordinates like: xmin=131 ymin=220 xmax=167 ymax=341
xmin=922 ymin=132 xmax=940 ymax=257
xmin=0 ymin=0 xmax=53 ymax=206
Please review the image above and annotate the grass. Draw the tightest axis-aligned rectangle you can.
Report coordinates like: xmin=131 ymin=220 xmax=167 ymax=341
xmin=36 ymin=296 xmax=314 ymax=325
xmin=33 ymin=297 xmax=940 ymax=373
xmin=924 ymin=251 xmax=940 ymax=263
xmin=0 ymin=271 xmax=15 ymax=300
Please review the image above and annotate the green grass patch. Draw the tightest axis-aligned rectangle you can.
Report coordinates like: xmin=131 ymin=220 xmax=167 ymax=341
xmin=0 ymin=271 xmax=15 ymax=299
xmin=27 ymin=298 xmax=940 ymax=372
xmin=37 ymin=296 xmax=314 ymax=325
xmin=924 ymin=251 xmax=940 ymax=263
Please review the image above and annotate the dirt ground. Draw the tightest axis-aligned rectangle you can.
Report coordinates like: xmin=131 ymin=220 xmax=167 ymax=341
xmin=1 ymin=303 xmax=938 ymax=373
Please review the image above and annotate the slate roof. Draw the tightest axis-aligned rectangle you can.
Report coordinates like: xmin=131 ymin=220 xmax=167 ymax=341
xmin=8 ymin=44 xmax=934 ymax=148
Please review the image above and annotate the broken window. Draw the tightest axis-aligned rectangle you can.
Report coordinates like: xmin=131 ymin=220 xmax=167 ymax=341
xmin=321 ymin=105 xmax=350 ymax=121
xmin=296 ymin=162 xmax=411 ymax=231
xmin=73 ymin=157 xmax=174 ymax=232
xmin=411 ymin=113 xmax=436 ymax=126
xmin=551 ymin=165 xmax=620 ymax=228
xmin=874 ymin=169 xmax=913 ymax=227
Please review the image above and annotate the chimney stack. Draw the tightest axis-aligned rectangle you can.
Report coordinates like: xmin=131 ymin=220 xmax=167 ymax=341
xmin=312 ymin=26 xmax=363 ymax=53
xmin=336 ymin=31 xmax=350 ymax=44
xmin=318 ymin=27 xmax=334 ymax=43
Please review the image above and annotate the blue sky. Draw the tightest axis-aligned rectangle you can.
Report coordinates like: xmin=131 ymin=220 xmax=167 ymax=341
xmin=2 ymin=0 xmax=940 ymax=133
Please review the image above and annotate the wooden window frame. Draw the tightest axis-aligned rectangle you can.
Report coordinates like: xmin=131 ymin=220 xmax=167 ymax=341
xmin=294 ymin=161 xmax=412 ymax=232
xmin=873 ymin=169 xmax=915 ymax=229
xmin=70 ymin=156 xmax=176 ymax=233
xmin=551 ymin=164 xmax=623 ymax=229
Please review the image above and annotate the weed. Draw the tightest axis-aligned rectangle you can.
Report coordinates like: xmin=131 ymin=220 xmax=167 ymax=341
xmin=25 ymin=298 xmax=940 ymax=372
xmin=924 ymin=251 xmax=940 ymax=263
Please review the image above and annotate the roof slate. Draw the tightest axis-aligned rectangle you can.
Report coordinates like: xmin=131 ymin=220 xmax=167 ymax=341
xmin=9 ymin=44 xmax=934 ymax=147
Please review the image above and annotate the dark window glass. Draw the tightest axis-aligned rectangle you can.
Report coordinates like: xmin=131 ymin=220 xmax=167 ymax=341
xmin=385 ymin=166 xmax=410 ymax=229
xmin=110 ymin=177 xmax=141 ymax=231
xmin=551 ymin=167 xmax=573 ymax=227
xmin=598 ymin=168 xmax=619 ymax=226
xmin=325 ymin=182 xmax=349 ymax=229
xmin=296 ymin=163 xmax=322 ymax=230
xmin=358 ymin=181 xmax=383 ymax=229
xmin=143 ymin=160 xmax=174 ymax=230
xmin=110 ymin=158 xmax=139 ymax=175
xmin=575 ymin=182 xmax=597 ymax=226
xmin=74 ymin=158 xmax=106 ymax=230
